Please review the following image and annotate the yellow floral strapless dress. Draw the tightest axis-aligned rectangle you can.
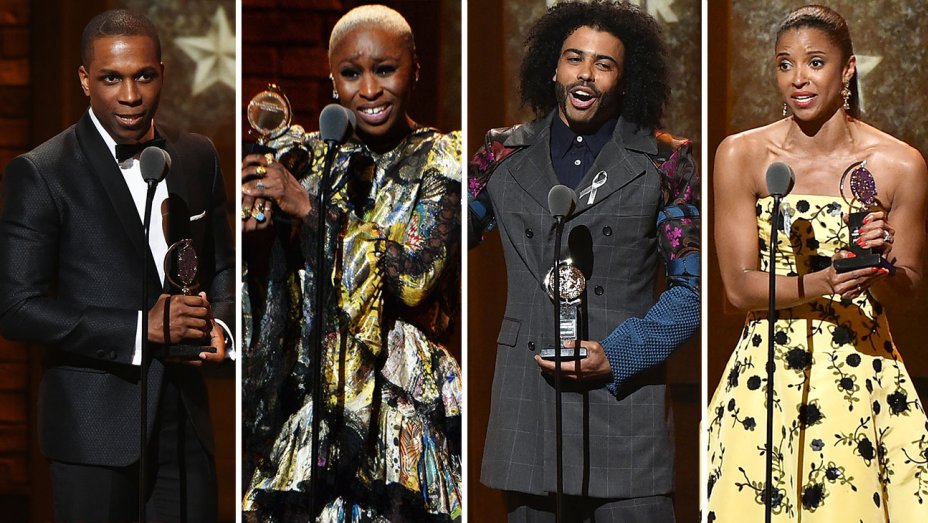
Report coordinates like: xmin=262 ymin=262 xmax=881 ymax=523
xmin=705 ymin=194 xmax=928 ymax=522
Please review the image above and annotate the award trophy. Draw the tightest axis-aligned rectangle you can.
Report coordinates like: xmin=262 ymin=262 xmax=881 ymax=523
xmin=833 ymin=160 xmax=894 ymax=273
xmin=247 ymin=84 xmax=291 ymax=149
xmin=161 ymin=239 xmax=217 ymax=358
xmin=541 ymin=259 xmax=588 ymax=360
xmin=245 ymin=84 xmax=311 ymax=177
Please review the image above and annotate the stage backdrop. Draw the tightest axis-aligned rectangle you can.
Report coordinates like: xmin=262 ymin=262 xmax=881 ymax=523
xmin=468 ymin=1 xmax=702 ymax=521
xmin=0 ymin=1 xmax=236 ymax=521
xmin=707 ymin=0 xmax=928 ymax=423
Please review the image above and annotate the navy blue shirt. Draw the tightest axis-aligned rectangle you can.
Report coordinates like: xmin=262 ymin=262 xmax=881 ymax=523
xmin=549 ymin=115 xmax=618 ymax=189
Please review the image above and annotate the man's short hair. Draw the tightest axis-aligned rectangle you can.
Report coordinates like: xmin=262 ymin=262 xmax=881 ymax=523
xmin=520 ymin=0 xmax=670 ymax=130
xmin=81 ymin=9 xmax=161 ymax=66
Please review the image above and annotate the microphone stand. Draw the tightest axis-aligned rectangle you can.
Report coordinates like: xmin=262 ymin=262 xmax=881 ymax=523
xmin=765 ymin=194 xmax=783 ymax=523
xmin=309 ymin=139 xmax=339 ymax=519
xmin=552 ymin=214 xmax=565 ymax=523
xmin=139 ymin=179 xmax=159 ymax=523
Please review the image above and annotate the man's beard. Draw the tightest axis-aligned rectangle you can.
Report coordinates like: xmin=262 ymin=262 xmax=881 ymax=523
xmin=554 ymin=80 xmax=621 ymax=132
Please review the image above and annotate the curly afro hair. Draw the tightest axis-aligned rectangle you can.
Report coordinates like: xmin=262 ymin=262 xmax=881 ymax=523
xmin=520 ymin=0 xmax=670 ymax=130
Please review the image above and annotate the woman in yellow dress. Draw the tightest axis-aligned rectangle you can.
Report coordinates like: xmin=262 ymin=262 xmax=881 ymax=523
xmin=240 ymin=5 xmax=462 ymax=521
xmin=706 ymin=5 xmax=928 ymax=521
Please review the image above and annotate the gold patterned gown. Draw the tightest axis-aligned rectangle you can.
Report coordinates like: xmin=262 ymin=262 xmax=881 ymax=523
xmin=706 ymin=194 xmax=928 ymax=522
xmin=243 ymin=128 xmax=463 ymax=522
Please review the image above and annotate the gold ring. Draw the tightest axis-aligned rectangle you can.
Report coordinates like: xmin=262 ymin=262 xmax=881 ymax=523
xmin=241 ymin=207 xmax=251 ymax=220
xmin=256 ymin=202 xmax=265 ymax=212
xmin=264 ymin=153 xmax=275 ymax=165
xmin=256 ymin=165 xmax=267 ymax=177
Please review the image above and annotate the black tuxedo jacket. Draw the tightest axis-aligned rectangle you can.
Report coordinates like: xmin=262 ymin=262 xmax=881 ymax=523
xmin=0 ymin=110 xmax=234 ymax=467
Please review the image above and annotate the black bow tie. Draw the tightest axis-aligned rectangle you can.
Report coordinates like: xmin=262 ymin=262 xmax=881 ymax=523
xmin=115 ymin=137 xmax=166 ymax=162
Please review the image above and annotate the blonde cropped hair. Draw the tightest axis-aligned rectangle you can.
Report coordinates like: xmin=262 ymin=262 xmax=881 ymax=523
xmin=328 ymin=5 xmax=416 ymax=60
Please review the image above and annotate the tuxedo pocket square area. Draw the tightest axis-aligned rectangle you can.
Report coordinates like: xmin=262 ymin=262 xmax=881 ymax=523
xmin=189 ymin=210 xmax=207 ymax=221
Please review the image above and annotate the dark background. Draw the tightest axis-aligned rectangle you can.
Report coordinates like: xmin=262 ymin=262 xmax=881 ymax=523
xmin=240 ymin=0 xmax=463 ymax=506
xmin=0 ymin=0 xmax=236 ymax=521
xmin=706 ymin=0 xmax=928 ymax=423
xmin=467 ymin=0 xmax=702 ymax=521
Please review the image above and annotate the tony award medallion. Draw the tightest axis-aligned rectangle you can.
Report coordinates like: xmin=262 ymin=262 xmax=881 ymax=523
xmin=541 ymin=259 xmax=588 ymax=360
xmin=247 ymin=84 xmax=291 ymax=147
xmin=163 ymin=239 xmax=216 ymax=357
xmin=165 ymin=239 xmax=199 ymax=295
xmin=833 ymin=161 xmax=894 ymax=273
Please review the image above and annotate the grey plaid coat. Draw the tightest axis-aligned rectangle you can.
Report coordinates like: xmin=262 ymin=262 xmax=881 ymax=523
xmin=471 ymin=112 xmax=678 ymax=499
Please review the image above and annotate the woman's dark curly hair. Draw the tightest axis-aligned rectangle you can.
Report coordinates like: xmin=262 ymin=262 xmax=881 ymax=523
xmin=520 ymin=0 xmax=670 ymax=130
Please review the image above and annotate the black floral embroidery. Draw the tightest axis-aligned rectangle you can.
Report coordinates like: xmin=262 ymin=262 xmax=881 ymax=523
xmin=847 ymin=353 xmax=861 ymax=367
xmin=799 ymin=403 xmax=824 ymax=427
xmin=832 ymin=324 xmax=855 ymax=346
xmin=888 ymin=390 xmax=911 ymax=415
xmin=786 ymin=348 xmax=812 ymax=370
xmin=707 ymin=196 xmax=928 ymax=519
xmin=802 ymin=483 xmax=825 ymax=510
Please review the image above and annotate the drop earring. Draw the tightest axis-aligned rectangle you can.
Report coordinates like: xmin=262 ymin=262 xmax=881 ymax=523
xmin=841 ymin=81 xmax=851 ymax=111
xmin=783 ymin=103 xmax=789 ymax=117
xmin=329 ymin=74 xmax=339 ymax=100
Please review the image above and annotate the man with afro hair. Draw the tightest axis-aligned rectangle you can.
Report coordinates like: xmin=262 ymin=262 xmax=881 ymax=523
xmin=469 ymin=1 xmax=700 ymax=520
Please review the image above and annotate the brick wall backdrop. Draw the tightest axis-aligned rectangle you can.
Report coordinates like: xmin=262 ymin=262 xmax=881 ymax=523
xmin=0 ymin=0 xmax=30 ymax=520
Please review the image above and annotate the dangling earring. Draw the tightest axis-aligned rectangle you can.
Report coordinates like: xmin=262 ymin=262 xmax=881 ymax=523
xmin=783 ymin=103 xmax=789 ymax=117
xmin=841 ymin=81 xmax=851 ymax=111
xmin=329 ymin=74 xmax=339 ymax=100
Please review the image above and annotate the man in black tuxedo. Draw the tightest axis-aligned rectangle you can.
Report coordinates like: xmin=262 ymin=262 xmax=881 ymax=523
xmin=0 ymin=10 xmax=233 ymax=522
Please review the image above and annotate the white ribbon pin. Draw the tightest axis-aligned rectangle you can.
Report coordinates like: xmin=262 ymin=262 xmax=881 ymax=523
xmin=578 ymin=171 xmax=608 ymax=205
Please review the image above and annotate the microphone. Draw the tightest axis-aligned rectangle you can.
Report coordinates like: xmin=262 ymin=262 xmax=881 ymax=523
xmin=140 ymin=147 xmax=170 ymax=184
xmin=308 ymin=102 xmax=355 ymax=518
xmin=765 ymin=161 xmax=795 ymax=197
xmin=136 ymin=144 xmax=170 ymax=523
xmin=546 ymin=183 xmax=578 ymax=522
xmin=548 ymin=185 xmax=577 ymax=223
xmin=762 ymin=160 xmax=794 ymax=523
xmin=319 ymin=104 xmax=354 ymax=144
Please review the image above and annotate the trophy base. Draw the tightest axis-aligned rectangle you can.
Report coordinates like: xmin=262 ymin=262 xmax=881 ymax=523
xmin=833 ymin=253 xmax=895 ymax=274
xmin=540 ymin=347 xmax=588 ymax=361
xmin=158 ymin=344 xmax=218 ymax=360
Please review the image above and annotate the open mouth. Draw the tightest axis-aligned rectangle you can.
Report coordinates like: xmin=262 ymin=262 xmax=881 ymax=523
xmin=791 ymin=93 xmax=816 ymax=108
xmin=568 ymin=87 xmax=597 ymax=110
xmin=357 ymin=104 xmax=392 ymax=125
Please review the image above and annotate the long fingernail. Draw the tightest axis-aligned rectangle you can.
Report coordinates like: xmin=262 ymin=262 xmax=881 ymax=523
xmin=863 ymin=214 xmax=872 ymax=224
xmin=846 ymin=252 xmax=857 ymax=258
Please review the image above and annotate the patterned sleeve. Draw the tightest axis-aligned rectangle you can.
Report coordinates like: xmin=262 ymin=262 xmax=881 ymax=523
xmin=377 ymin=132 xmax=462 ymax=306
xmin=467 ymin=128 xmax=518 ymax=248
xmin=600 ymin=137 xmax=701 ymax=394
